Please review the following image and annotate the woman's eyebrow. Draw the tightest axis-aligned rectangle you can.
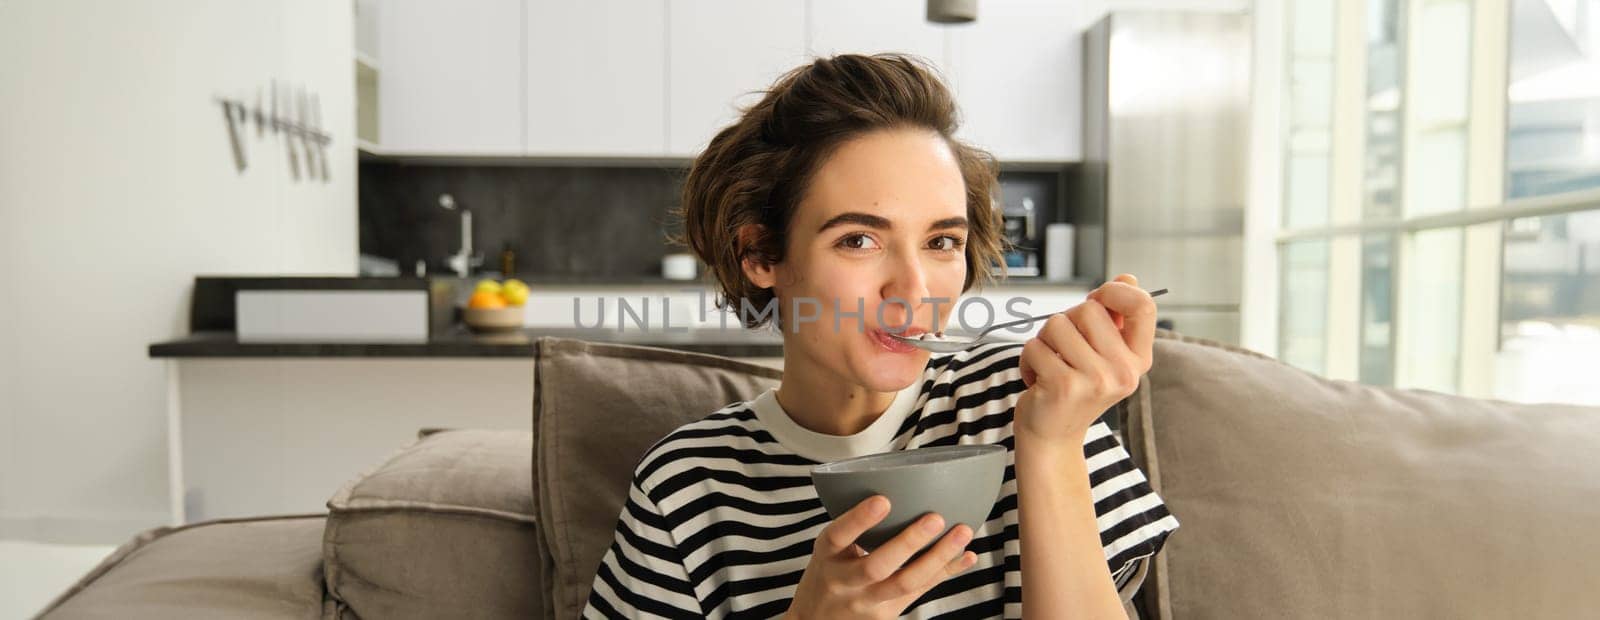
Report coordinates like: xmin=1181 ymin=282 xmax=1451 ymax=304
xmin=817 ymin=212 xmax=969 ymax=233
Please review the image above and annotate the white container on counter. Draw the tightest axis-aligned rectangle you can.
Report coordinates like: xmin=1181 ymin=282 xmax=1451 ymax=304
xmin=1045 ymin=223 xmax=1075 ymax=282
xmin=237 ymin=290 xmax=429 ymax=343
xmin=662 ymin=253 xmax=698 ymax=280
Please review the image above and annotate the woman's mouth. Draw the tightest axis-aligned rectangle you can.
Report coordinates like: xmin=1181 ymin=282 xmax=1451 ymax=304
xmin=869 ymin=327 xmax=924 ymax=354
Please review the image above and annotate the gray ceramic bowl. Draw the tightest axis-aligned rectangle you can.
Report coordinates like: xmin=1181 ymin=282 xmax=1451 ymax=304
xmin=810 ymin=444 xmax=1006 ymax=551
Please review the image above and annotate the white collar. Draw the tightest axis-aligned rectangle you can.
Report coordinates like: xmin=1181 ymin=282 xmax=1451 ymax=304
xmin=750 ymin=380 xmax=924 ymax=463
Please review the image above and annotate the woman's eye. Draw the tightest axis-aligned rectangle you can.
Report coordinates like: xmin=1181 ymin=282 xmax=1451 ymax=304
xmin=930 ymin=235 xmax=967 ymax=252
xmin=837 ymin=233 xmax=879 ymax=251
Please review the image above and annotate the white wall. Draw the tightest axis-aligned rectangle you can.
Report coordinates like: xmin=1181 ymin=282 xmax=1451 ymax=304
xmin=0 ymin=0 xmax=355 ymax=543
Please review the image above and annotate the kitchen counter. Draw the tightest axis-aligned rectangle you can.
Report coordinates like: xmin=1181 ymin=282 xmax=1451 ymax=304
xmin=154 ymin=276 xmax=792 ymax=524
xmin=158 ymin=274 xmax=789 ymax=358
xmin=148 ymin=325 xmax=786 ymax=358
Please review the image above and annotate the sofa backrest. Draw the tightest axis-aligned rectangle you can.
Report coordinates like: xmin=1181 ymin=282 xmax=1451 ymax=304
xmin=1125 ymin=330 xmax=1600 ymax=619
xmin=324 ymin=429 xmax=540 ymax=620
xmin=532 ymin=337 xmax=782 ymax=620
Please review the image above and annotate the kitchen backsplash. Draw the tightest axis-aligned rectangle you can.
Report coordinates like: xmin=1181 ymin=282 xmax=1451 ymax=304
xmin=359 ymin=160 xmax=1069 ymax=282
xmin=360 ymin=162 xmax=685 ymax=280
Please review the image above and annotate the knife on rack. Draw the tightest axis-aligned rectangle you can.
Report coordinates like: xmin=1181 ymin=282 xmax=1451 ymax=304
xmin=310 ymin=93 xmax=330 ymax=181
xmin=220 ymin=99 xmax=247 ymax=173
xmin=299 ymin=91 xmax=321 ymax=181
xmin=279 ymin=82 xmax=301 ymax=181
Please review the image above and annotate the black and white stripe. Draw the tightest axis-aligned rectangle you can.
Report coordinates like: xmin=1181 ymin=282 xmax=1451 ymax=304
xmin=585 ymin=342 xmax=1179 ymax=619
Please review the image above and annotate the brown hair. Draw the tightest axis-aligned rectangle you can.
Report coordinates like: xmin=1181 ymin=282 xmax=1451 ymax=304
xmin=670 ymin=53 xmax=1008 ymax=329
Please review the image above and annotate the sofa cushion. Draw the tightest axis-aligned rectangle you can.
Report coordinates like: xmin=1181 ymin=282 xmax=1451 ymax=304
xmin=1124 ymin=330 xmax=1600 ymax=619
xmin=533 ymin=337 xmax=782 ymax=620
xmin=37 ymin=515 xmax=330 ymax=619
xmin=323 ymin=429 xmax=542 ymax=620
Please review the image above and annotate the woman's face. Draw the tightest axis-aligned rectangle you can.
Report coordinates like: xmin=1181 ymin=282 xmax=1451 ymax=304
xmin=745 ymin=127 xmax=970 ymax=392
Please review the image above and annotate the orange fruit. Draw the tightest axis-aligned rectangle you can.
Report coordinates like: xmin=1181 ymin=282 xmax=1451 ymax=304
xmin=467 ymin=291 xmax=507 ymax=309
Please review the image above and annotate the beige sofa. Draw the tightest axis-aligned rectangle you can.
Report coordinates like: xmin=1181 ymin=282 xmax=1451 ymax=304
xmin=35 ymin=332 xmax=1600 ymax=619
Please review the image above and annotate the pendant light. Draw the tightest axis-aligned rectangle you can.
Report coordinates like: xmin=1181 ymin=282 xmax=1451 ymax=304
xmin=927 ymin=0 xmax=977 ymax=24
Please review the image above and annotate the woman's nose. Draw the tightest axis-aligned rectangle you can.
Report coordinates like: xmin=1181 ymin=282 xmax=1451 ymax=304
xmin=880 ymin=250 xmax=932 ymax=321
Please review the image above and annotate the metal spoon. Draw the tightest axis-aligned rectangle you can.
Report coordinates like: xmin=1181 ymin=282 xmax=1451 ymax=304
xmin=889 ymin=288 xmax=1169 ymax=353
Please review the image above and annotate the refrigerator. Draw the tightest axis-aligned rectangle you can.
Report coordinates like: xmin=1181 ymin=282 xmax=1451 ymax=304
xmin=1079 ymin=11 xmax=1252 ymax=345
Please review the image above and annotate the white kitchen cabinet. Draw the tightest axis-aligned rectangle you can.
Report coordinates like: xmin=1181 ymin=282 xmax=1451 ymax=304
xmin=525 ymin=0 xmax=666 ymax=156
xmin=171 ymin=358 xmax=533 ymax=521
xmin=946 ymin=0 xmax=1082 ymax=161
xmin=354 ymin=0 xmax=381 ymax=147
xmin=375 ymin=0 xmax=1086 ymax=162
xmin=378 ymin=0 xmax=524 ymax=155
xmin=354 ymin=0 xmax=379 ymax=62
xmin=808 ymin=0 xmax=948 ymax=71
xmin=667 ymin=0 xmax=808 ymax=157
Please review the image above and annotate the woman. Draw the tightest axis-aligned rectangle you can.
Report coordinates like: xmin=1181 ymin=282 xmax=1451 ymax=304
xmin=585 ymin=54 xmax=1177 ymax=619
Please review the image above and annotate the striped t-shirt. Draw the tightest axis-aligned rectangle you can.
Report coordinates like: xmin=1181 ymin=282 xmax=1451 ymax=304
xmin=584 ymin=342 xmax=1179 ymax=619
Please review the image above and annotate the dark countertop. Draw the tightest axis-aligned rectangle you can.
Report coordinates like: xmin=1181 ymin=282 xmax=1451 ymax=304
xmin=149 ymin=326 xmax=786 ymax=359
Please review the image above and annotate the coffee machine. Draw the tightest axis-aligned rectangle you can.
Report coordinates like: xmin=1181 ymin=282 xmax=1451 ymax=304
xmin=1000 ymin=197 xmax=1041 ymax=277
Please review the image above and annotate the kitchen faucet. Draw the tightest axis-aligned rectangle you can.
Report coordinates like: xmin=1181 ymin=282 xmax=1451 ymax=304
xmin=439 ymin=193 xmax=482 ymax=278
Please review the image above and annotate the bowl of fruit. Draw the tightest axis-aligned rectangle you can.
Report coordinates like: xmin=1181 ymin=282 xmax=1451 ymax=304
xmin=462 ymin=278 xmax=529 ymax=333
